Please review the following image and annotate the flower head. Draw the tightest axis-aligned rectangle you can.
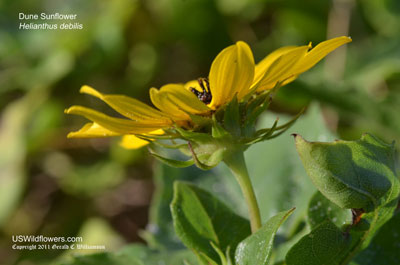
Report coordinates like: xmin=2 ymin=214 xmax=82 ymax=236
xmin=66 ymin=36 xmax=351 ymax=168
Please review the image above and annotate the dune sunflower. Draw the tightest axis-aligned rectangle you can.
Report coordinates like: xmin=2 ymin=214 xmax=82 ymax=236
xmin=66 ymin=36 xmax=351 ymax=232
xmin=66 ymin=36 xmax=351 ymax=149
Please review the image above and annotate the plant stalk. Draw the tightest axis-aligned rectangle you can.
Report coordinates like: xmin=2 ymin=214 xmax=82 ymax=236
xmin=224 ymin=151 xmax=262 ymax=233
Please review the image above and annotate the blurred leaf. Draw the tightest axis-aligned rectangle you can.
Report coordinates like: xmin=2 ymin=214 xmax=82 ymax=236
xmin=59 ymin=244 xmax=197 ymax=265
xmin=0 ymin=89 xmax=47 ymax=225
xmin=235 ymin=208 xmax=295 ymax=265
xmin=147 ymin=0 xmax=230 ymax=61
xmin=171 ymin=181 xmax=251 ymax=263
xmin=0 ymin=101 xmax=27 ymax=226
xmin=63 ymin=218 xmax=124 ymax=257
xmin=27 ymin=101 xmax=63 ymax=152
xmin=361 ymin=0 xmax=400 ymax=37
xmin=59 ymin=161 xmax=124 ymax=197
xmin=307 ymin=191 xmax=352 ymax=230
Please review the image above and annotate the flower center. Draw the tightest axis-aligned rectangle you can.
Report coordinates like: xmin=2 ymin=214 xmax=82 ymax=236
xmin=190 ymin=78 xmax=212 ymax=104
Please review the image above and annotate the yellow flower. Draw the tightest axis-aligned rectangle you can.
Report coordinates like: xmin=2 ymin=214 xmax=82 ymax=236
xmin=65 ymin=36 xmax=351 ymax=148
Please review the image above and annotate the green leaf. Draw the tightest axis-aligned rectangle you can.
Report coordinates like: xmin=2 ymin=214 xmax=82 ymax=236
xmin=286 ymin=221 xmax=352 ymax=265
xmin=170 ymin=181 xmax=251 ymax=263
xmin=141 ymin=163 xmax=202 ymax=249
xmin=294 ymin=133 xmax=395 ymax=209
xmin=308 ymin=191 xmax=352 ymax=230
xmin=287 ymin=134 xmax=400 ymax=265
xmin=235 ymin=208 xmax=295 ymax=265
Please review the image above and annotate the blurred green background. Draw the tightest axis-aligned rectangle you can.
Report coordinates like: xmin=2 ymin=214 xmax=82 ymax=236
xmin=1 ymin=0 xmax=399 ymax=264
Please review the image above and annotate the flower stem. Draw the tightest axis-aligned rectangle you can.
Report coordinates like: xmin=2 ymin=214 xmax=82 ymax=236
xmin=224 ymin=151 xmax=261 ymax=233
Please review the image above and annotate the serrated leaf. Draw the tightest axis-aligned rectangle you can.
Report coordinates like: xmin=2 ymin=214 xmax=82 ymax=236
xmin=235 ymin=208 xmax=295 ymax=265
xmin=294 ymin=133 xmax=395 ymax=209
xmin=170 ymin=181 xmax=251 ymax=263
xmin=308 ymin=191 xmax=352 ymax=230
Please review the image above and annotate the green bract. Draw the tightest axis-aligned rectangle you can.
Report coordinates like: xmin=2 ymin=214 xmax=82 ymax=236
xmin=152 ymin=92 xmax=302 ymax=170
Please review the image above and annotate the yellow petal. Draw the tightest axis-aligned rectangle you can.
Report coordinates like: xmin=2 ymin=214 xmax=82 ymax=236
xmin=291 ymin=36 xmax=352 ymax=75
xmin=120 ymin=135 xmax=150 ymax=149
xmin=150 ymin=84 xmax=210 ymax=120
xmin=162 ymin=84 xmax=211 ymax=113
xmin=281 ymin=75 xmax=298 ymax=86
xmin=65 ymin=105 xmax=169 ymax=134
xmin=67 ymin=122 xmax=120 ymax=138
xmin=150 ymin=87 xmax=189 ymax=120
xmin=80 ymin=85 xmax=170 ymax=122
xmin=255 ymin=45 xmax=310 ymax=92
xmin=184 ymin=80 xmax=202 ymax=92
xmin=119 ymin=129 xmax=164 ymax=149
xmin=209 ymin=41 xmax=255 ymax=108
xmin=253 ymin=46 xmax=297 ymax=87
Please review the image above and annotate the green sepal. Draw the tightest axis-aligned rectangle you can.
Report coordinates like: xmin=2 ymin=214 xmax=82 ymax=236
xmin=149 ymin=151 xmax=194 ymax=168
xmin=211 ymin=114 xmax=230 ymax=139
xmin=175 ymin=127 xmax=227 ymax=169
xmin=188 ymin=113 xmax=212 ymax=128
xmin=223 ymin=96 xmax=241 ymax=137
xmin=150 ymin=140 xmax=188 ymax=149
xmin=262 ymin=108 xmax=304 ymax=141
xmin=245 ymin=92 xmax=270 ymax=119
xmin=188 ymin=142 xmax=219 ymax=170
xmin=244 ymin=92 xmax=271 ymax=129
xmin=242 ymin=118 xmax=279 ymax=145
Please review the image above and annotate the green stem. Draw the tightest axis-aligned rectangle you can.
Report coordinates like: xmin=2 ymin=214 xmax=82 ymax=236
xmin=224 ymin=151 xmax=262 ymax=233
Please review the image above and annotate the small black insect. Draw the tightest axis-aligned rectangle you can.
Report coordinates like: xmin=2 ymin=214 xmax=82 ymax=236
xmin=190 ymin=78 xmax=212 ymax=104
